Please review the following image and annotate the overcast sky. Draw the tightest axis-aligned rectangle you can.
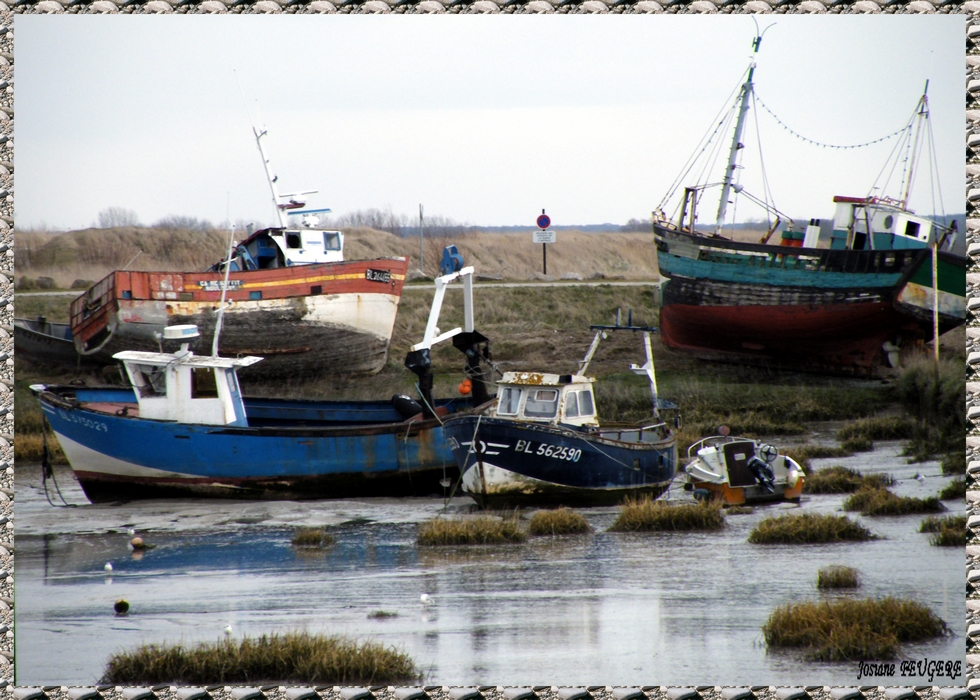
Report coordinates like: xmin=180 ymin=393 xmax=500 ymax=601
xmin=17 ymin=15 xmax=963 ymax=231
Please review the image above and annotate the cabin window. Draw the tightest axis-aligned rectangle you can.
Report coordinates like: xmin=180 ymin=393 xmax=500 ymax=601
xmin=524 ymin=389 xmax=558 ymax=418
xmin=565 ymin=391 xmax=579 ymax=418
xmin=578 ymin=390 xmax=595 ymax=416
xmin=191 ymin=367 xmax=219 ymax=399
xmin=286 ymin=232 xmax=302 ymax=249
xmin=497 ymin=387 xmax=520 ymax=415
xmin=324 ymin=233 xmax=341 ymax=251
xmin=904 ymin=221 xmax=921 ymax=240
xmin=133 ymin=364 xmax=166 ymax=397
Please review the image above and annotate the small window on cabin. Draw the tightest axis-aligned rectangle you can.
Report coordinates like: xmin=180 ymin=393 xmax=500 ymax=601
xmin=133 ymin=365 xmax=166 ymax=397
xmin=882 ymin=215 xmax=894 ymax=230
xmin=904 ymin=221 xmax=920 ymax=240
xmin=565 ymin=392 xmax=580 ymax=418
xmin=524 ymin=389 xmax=559 ymax=418
xmin=578 ymin=390 xmax=595 ymax=416
xmin=497 ymin=387 xmax=520 ymax=415
xmin=191 ymin=367 xmax=219 ymax=399
xmin=324 ymin=233 xmax=341 ymax=251
xmin=286 ymin=232 xmax=302 ymax=249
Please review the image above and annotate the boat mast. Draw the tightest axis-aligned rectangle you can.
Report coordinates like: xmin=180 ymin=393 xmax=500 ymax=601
xmin=253 ymin=127 xmax=290 ymax=228
xmin=900 ymin=81 xmax=929 ymax=210
xmin=715 ymin=35 xmax=763 ymax=235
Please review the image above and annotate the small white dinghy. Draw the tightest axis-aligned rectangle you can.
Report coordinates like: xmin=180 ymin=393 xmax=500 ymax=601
xmin=683 ymin=434 xmax=804 ymax=506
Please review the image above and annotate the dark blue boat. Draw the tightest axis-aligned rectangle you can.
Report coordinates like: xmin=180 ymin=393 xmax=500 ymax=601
xmin=32 ymin=257 xmax=493 ymax=504
xmin=443 ymin=325 xmax=678 ymax=508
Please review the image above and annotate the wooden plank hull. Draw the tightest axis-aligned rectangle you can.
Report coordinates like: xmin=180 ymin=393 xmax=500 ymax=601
xmin=70 ymin=257 xmax=408 ymax=379
xmin=654 ymin=224 xmax=966 ymax=370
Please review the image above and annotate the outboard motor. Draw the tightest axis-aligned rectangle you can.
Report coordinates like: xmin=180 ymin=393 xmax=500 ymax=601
xmin=440 ymin=245 xmax=464 ymax=276
xmin=746 ymin=455 xmax=775 ymax=493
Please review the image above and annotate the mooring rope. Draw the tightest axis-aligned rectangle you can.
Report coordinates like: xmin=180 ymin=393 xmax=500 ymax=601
xmin=41 ymin=415 xmax=75 ymax=508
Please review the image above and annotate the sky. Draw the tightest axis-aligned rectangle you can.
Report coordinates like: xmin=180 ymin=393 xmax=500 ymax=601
xmin=17 ymin=15 xmax=965 ymax=231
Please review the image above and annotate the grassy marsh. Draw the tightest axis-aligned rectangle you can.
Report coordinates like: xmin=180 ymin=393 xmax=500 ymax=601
xmin=101 ymin=632 xmax=420 ymax=684
xmin=816 ymin=565 xmax=860 ymax=589
xmin=804 ymin=466 xmax=895 ymax=494
xmin=918 ymin=515 xmax=967 ymax=547
xmin=527 ymin=508 xmax=592 ymax=536
xmin=762 ymin=597 xmax=949 ymax=661
xmin=290 ymin=527 xmax=335 ymax=548
xmin=842 ymin=488 xmax=945 ymax=517
xmin=417 ymin=516 xmax=526 ymax=546
xmin=608 ymin=497 xmax=725 ymax=532
xmin=748 ymin=513 xmax=874 ymax=544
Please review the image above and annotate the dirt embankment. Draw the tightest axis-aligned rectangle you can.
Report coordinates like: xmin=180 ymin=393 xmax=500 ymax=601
xmin=15 ymin=226 xmax=661 ymax=287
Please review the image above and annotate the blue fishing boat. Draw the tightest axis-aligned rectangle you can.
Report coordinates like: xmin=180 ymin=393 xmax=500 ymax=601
xmin=32 ymin=254 xmax=492 ymax=503
xmin=443 ymin=321 xmax=677 ymax=509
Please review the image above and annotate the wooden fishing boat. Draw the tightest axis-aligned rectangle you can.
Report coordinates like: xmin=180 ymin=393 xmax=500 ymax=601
xmin=32 ymin=258 xmax=489 ymax=504
xmin=682 ymin=435 xmax=804 ymax=506
xmin=652 ymin=34 xmax=965 ymax=372
xmin=15 ymin=315 xmax=105 ymax=369
xmin=443 ymin=321 xmax=677 ymax=508
xmin=68 ymin=126 xmax=408 ymax=380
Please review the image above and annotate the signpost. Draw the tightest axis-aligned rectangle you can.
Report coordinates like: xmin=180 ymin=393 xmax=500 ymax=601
xmin=535 ymin=209 xmax=553 ymax=275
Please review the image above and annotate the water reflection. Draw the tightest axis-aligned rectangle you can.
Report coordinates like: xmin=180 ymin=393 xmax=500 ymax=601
xmin=15 ymin=449 xmax=965 ymax=687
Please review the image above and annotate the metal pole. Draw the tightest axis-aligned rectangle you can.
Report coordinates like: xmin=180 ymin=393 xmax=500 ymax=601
xmin=419 ymin=204 xmax=424 ymax=275
xmin=543 ymin=243 xmax=547 ymax=275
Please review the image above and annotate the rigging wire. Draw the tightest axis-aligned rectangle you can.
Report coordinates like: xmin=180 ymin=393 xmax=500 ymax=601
xmin=755 ymin=91 xmax=908 ymax=150
xmin=657 ymin=70 xmax=747 ymax=215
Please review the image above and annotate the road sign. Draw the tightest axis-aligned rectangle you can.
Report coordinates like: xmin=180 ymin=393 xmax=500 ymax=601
xmin=536 ymin=214 xmax=551 ymax=230
xmin=533 ymin=230 xmax=556 ymax=244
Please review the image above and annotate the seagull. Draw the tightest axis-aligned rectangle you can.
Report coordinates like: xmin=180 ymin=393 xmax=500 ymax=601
xmin=913 ymin=472 xmax=926 ymax=485
xmin=224 ymin=624 xmax=233 ymax=637
xmin=420 ymin=593 xmax=433 ymax=606
xmin=104 ymin=562 xmax=113 ymax=572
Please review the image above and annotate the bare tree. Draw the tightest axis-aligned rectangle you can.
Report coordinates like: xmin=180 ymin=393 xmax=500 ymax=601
xmin=97 ymin=207 xmax=141 ymax=229
xmin=153 ymin=215 xmax=215 ymax=231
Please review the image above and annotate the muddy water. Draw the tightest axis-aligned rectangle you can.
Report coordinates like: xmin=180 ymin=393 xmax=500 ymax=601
xmin=15 ymin=442 xmax=964 ymax=686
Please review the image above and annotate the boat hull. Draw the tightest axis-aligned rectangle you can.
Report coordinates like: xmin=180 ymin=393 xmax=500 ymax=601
xmin=14 ymin=317 xmax=106 ymax=369
xmin=70 ymin=257 xmax=409 ymax=380
xmin=654 ymin=225 xmax=966 ymax=370
xmin=443 ymin=416 xmax=677 ymax=508
xmin=35 ymin=385 xmax=467 ymax=503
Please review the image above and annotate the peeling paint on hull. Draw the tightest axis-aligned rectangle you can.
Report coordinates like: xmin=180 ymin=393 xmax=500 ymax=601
xmin=444 ymin=416 xmax=677 ymax=509
xmin=70 ymin=257 xmax=408 ymax=379
xmin=654 ymin=225 xmax=966 ymax=370
xmin=35 ymin=384 xmax=469 ymax=503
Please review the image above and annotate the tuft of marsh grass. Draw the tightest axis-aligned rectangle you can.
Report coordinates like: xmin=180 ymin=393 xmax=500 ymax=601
xmin=417 ymin=516 xmax=526 ymax=546
xmin=837 ymin=416 xmax=914 ymax=442
xmin=816 ymin=565 xmax=860 ymax=589
xmin=941 ymin=452 xmax=966 ymax=476
xmin=895 ymin=355 xmax=965 ymax=460
xmin=748 ymin=513 xmax=874 ymax=544
xmin=840 ymin=436 xmax=873 ymax=453
xmin=100 ymin=631 xmax=421 ymax=684
xmin=367 ymin=610 xmax=399 ymax=619
xmin=805 ymin=466 xmax=894 ymax=494
xmin=608 ymin=497 xmax=725 ymax=532
xmin=919 ymin=515 xmax=967 ymax=547
xmin=938 ymin=478 xmax=966 ymax=501
xmin=527 ymin=508 xmax=592 ymax=536
xmin=762 ymin=597 xmax=949 ymax=661
xmin=842 ymin=487 xmax=945 ymax=516
xmin=291 ymin=527 xmax=335 ymax=548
